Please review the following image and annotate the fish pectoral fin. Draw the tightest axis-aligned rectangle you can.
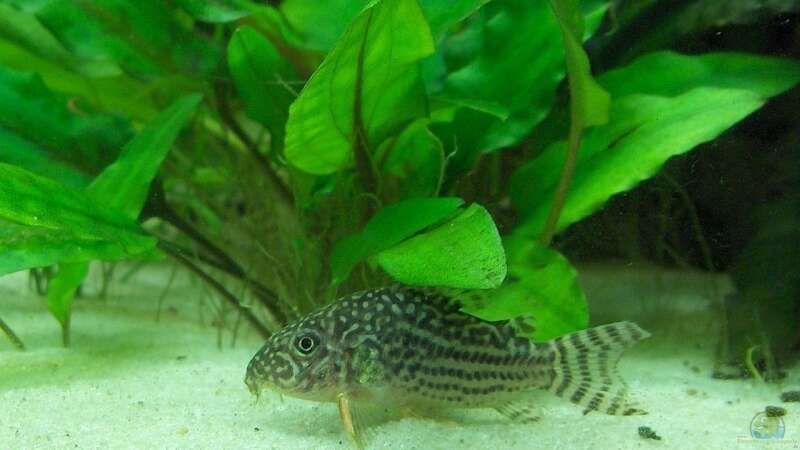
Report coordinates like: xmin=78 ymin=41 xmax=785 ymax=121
xmin=337 ymin=392 xmax=388 ymax=449
xmin=495 ymin=401 xmax=541 ymax=423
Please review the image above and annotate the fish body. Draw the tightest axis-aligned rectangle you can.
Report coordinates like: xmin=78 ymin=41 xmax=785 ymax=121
xmin=246 ymin=285 xmax=649 ymax=444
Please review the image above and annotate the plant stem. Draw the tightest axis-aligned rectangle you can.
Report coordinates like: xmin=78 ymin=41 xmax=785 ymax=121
xmin=158 ymin=241 xmax=272 ymax=339
xmin=539 ymin=124 xmax=582 ymax=246
xmin=0 ymin=316 xmax=25 ymax=350
xmin=213 ymin=82 xmax=293 ymax=206
xmin=351 ymin=10 xmax=378 ymax=197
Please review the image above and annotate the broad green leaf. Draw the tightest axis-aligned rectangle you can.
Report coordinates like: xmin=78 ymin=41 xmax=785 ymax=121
xmin=0 ymin=164 xmax=155 ymax=275
xmin=0 ymin=3 xmax=75 ymax=67
xmin=461 ymin=237 xmax=588 ymax=340
xmin=46 ymin=262 xmax=88 ymax=339
xmin=380 ymin=119 xmax=445 ymax=201
xmin=599 ymin=51 xmax=800 ymax=99
xmin=228 ymin=26 xmax=298 ymax=150
xmin=177 ymin=0 xmax=251 ymax=23
xmin=87 ymin=94 xmax=202 ymax=217
xmin=512 ymin=88 xmax=767 ymax=236
xmin=330 ymin=197 xmax=463 ymax=283
xmin=377 ymin=203 xmax=506 ymax=288
xmin=280 ymin=0 xmax=491 ymax=50
xmin=0 ymin=220 xmax=150 ymax=276
xmin=284 ymin=0 xmax=435 ymax=175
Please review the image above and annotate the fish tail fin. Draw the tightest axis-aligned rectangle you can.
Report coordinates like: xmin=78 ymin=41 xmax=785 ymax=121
xmin=546 ymin=321 xmax=650 ymax=415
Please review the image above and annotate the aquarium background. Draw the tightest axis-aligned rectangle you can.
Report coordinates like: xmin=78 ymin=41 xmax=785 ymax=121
xmin=0 ymin=0 xmax=798 ymax=449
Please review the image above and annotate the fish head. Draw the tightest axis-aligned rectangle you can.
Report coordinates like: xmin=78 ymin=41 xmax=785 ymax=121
xmin=245 ymin=309 xmax=339 ymax=401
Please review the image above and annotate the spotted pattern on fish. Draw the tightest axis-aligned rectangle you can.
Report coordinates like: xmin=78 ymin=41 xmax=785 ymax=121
xmin=245 ymin=285 xmax=649 ymax=417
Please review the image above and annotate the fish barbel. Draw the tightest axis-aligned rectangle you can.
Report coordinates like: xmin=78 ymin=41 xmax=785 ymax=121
xmin=245 ymin=285 xmax=649 ymax=447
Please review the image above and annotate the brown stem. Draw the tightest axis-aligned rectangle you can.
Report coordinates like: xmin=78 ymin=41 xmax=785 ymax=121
xmin=0 ymin=316 xmax=25 ymax=350
xmin=158 ymin=241 xmax=272 ymax=339
xmin=351 ymin=10 xmax=378 ymax=197
xmin=539 ymin=124 xmax=582 ymax=246
xmin=213 ymin=82 xmax=293 ymax=205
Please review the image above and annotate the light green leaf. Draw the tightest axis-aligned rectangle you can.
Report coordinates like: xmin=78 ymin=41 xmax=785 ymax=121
xmin=512 ymin=88 xmax=766 ymax=236
xmin=330 ymin=197 xmax=463 ymax=283
xmin=177 ymin=0 xmax=251 ymax=23
xmin=87 ymin=94 xmax=201 ymax=217
xmin=284 ymin=0 xmax=435 ymax=175
xmin=461 ymin=237 xmax=588 ymax=340
xmin=227 ymin=26 xmax=298 ymax=150
xmin=377 ymin=203 xmax=506 ymax=288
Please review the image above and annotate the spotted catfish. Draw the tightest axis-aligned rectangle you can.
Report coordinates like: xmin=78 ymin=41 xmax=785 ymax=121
xmin=245 ymin=285 xmax=649 ymax=447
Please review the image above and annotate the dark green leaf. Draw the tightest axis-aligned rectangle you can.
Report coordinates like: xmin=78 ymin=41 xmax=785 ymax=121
xmin=0 ymin=65 xmax=132 ymax=173
xmin=379 ymin=120 xmax=445 ymax=201
xmin=280 ymin=0 xmax=490 ymax=50
xmin=330 ymin=197 xmax=463 ymax=283
xmin=228 ymin=26 xmax=298 ymax=150
xmin=377 ymin=203 xmax=506 ymax=288
xmin=0 ymin=128 xmax=89 ymax=189
xmin=284 ymin=0 xmax=435 ymax=174
xmin=177 ymin=0 xmax=251 ymax=23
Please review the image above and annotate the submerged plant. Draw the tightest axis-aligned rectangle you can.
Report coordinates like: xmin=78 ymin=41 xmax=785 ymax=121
xmin=0 ymin=0 xmax=797 ymax=352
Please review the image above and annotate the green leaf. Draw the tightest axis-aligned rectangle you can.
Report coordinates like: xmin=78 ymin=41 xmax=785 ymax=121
xmin=280 ymin=0 xmax=490 ymax=50
xmin=377 ymin=203 xmax=506 ymax=288
xmin=511 ymin=51 xmax=800 ymax=237
xmin=380 ymin=119 xmax=445 ymax=201
xmin=0 ymin=128 xmax=89 ymax=189
xmin=330 ymin=197 xmax=463 ymax=283
xmin=433 ymin=0 xmax=565 ymax=172
xmin=46 ymin=262 xmax=89 ymax=340
xmin=599 ymin=51 xmax=800 ymax=99
xmin=0 ymin=65 xmax=132 ymax=173
xmin=227 ymin=26 xmax=298 ymax=150
xmin=0 ymin=164 xmax=155 ymax=276
xmin=548 ymin=0 xmax=610 ymax=130
xmin=87 ymin=94 xmax=201 ymax=218
xmin=177 ymin=0 xmax=251 ymax=23
xmin=512 ymin=88 xmax=767 ymax=236
xmin=461 ymin=237 xmax=588 ymax=340
xmin=284 ymin=0 xmax=435 ymax=175
xmin=43 ymin=94 xmax=201 ymax=342
xmin=0 ymin=220 xmax=154 ymax=276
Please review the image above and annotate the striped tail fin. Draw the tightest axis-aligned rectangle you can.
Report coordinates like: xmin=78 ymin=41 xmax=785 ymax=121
xmin=547 ymin=321 xmax=650 ymax=416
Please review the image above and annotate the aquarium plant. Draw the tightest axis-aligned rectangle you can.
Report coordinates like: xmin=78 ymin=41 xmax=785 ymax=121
xmin=0 ymin=0 xmax=797 ymax=377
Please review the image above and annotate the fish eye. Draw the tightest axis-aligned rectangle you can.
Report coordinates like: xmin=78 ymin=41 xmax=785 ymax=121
xmin=295 ymin=333 xmax=319 ymax=355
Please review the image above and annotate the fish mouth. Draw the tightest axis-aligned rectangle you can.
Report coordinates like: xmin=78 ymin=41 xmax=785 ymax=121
xmin=244 ymin=373 xmax=270 ymax=400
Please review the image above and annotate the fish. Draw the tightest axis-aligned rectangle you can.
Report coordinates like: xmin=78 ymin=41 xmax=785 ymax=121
xmin=245 ymin=285 xmax=650 ymax=448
